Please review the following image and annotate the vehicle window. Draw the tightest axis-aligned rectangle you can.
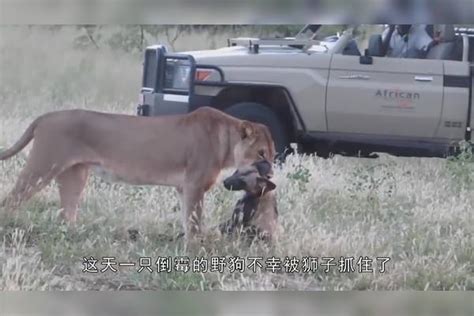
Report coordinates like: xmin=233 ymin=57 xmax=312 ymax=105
xmin=297 ymin=25 xmax=346 ymax=41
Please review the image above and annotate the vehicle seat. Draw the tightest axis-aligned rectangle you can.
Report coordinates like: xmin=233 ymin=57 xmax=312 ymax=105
xmin=342 ymin=39 xmax=361 ymax=56
xmin=367 ymin=34 xmax=384 ymax=57
xmin=426 ymin=25 xmax=456 ymax=60
xmin=425 ymin=25 xmax=434 ymax=38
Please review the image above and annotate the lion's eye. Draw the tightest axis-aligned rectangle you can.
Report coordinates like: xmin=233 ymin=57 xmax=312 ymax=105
xmin=258 ymin=150 xmax=265 ymax=158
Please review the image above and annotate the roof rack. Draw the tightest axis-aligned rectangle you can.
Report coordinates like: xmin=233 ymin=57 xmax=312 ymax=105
xmin=227 ymin=37 xmax=321 ymax=53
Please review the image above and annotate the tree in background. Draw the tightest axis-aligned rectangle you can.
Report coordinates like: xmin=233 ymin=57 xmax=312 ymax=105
xmin=72 ymin=25 xmax=308 ymax=52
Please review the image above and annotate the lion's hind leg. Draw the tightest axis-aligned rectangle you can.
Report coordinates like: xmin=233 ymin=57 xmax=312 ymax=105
xmin=1 ymin=160 xmax=60 ymax=212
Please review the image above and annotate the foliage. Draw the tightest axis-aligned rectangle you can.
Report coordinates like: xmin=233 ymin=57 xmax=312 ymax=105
xmin=347 ymin=161 xmax=396 ymax=200
xmin=446 ymin=141 xmax=474 ymax=190
xmin=71 ymin=25 xmax=306 ymax=53
xmin=286 ymin=163 xmax=311 ymax=192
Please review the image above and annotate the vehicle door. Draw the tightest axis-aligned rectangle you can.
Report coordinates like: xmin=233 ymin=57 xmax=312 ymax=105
xmin=326 ymin=54 xmax=444 ymax=139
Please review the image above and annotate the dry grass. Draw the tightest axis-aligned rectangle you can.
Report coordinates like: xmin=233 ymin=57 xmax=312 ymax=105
xmin=0 ymin=26 xmax=473 ymax=291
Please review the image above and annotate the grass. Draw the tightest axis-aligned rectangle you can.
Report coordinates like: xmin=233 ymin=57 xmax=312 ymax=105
xmin=0 ymin=26 xmax=473 ymax=291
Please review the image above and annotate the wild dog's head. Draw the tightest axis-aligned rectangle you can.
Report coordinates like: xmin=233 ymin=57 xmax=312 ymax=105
xmin=223 ymin=159 xmax=276 ymax=196
xmin=233 ymin=121 xmax=276 ymax=167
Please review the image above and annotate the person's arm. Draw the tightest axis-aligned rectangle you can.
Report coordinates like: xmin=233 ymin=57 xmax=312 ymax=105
xmin=413 ymin=25 xmax=438 ymax=58
xmin=380 ymin=25 xmax=395 ymax=56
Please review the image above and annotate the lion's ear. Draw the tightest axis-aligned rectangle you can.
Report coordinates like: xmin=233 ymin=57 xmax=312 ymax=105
xmin=240 ymin=121 xmax=254 ymax=140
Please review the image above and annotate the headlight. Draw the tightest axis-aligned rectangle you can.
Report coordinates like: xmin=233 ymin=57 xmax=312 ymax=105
xmin=195 ymin=68 xmax=222 ymax=82
xmin=164 ymin=59 xmax=191 ymax=90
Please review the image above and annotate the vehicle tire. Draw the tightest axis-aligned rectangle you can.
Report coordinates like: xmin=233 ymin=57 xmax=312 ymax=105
xmin=224 ymin=102 xmax=291 ymax=160
xmin=298 ymin=140 xmax=333 ymax=159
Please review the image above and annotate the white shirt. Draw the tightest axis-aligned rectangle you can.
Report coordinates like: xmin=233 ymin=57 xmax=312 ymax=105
xmin=382 ymin=25 xmax=433 ymax=58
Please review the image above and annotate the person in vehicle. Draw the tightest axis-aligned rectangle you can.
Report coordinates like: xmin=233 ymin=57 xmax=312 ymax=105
xmin=380 ymin=24 xmax=436 ymax=59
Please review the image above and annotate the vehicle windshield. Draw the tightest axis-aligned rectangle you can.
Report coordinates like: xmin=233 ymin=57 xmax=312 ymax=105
xmin=295 ymin=25 xmax=348 ymax=41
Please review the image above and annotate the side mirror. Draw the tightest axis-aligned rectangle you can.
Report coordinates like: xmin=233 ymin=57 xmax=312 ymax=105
xmin=359 ymin=49 xmax=373 ymax=65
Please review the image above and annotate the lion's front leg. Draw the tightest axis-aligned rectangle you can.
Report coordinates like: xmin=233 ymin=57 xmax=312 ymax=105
xmin=181 ymin=167 xmax=220 ymax=239
xmin=182 ymin=184 xmax=205 ymax=238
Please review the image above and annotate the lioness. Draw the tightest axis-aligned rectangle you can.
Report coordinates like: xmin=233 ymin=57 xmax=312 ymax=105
xmin=0 ymin=107 xmax=275 ymax=238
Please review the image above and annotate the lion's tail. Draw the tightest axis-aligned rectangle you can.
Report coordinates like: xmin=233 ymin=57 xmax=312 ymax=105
xmin=0 ymin=118 xmax=40 ymax=161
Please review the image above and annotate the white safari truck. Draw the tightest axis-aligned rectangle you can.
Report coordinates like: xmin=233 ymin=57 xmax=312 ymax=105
xmin=137 ymin=25 xmax=474 ymax=158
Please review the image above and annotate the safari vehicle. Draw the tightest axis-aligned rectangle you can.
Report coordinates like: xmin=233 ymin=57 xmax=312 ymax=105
xmin=137 ymin=24 xmax=474 ymax=158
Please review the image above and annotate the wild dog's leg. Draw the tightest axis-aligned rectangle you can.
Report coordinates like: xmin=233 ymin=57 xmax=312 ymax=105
xmin=56 ymin=164 xmax=89 ymax=223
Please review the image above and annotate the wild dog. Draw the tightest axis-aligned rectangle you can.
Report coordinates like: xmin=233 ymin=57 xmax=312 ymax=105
xmin=0 ymin=107 xmax=275 ymax=238
xmin=219 ymin=159 xmax=278 ymax=243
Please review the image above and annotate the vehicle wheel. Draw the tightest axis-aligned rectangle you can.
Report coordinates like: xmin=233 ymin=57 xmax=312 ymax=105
xmin=224 ymin=102 xmax=291 ymax=160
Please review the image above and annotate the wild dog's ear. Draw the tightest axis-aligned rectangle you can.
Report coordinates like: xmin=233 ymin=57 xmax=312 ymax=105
xmin=257 ymin=177 xmax=276 ymax=194
xmin=240 ymin=121 xmax=254 ymax=140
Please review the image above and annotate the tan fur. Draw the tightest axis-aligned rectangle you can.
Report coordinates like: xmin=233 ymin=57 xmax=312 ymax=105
xmin=0 ymin=107 xmax=275 ymax=238
xmin=249 ymin=192 xmax=278 ymax=242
